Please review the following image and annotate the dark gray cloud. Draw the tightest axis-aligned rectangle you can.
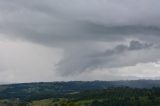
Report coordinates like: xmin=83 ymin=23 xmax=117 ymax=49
xmin=103 ymin=40 xmax=153 ymax=56
xmin=129 ymin=40 xmax=153 ymax=50
xmin=0 ymin=0 xmax=160 ymax=78
xmin=0 ymin=0 xmax=160 ymax=45
xmin=57 ymin=40 xmax=156 ymax=75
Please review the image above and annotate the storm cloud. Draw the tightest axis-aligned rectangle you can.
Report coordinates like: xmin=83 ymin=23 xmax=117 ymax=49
xmin=0 ymin=0 xmax=160 ymax=82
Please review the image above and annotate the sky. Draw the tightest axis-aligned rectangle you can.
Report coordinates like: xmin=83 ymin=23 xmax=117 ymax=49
xmin=1 ymin=0 xmax=160 ymax=83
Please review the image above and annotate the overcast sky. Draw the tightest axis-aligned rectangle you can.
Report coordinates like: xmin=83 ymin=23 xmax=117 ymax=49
xmin=1 ymin=0 xmax=160 ymax=83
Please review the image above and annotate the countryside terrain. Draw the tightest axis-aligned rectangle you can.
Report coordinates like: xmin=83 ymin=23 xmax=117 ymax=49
xmin=0 ymin=80 xmax=160 ymax=106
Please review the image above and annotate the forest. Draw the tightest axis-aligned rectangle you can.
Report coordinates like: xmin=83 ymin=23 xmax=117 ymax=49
xmin=0 ymin=80 xmax=160 ymax=106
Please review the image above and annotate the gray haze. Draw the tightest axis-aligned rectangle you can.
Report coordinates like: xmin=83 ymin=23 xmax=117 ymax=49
xmin=0 ymin=0 xmax=160 ymax=83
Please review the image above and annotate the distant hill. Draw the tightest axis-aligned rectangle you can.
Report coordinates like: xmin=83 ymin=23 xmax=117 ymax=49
xmin=0 ymin=80 xmax=160 ymax=100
